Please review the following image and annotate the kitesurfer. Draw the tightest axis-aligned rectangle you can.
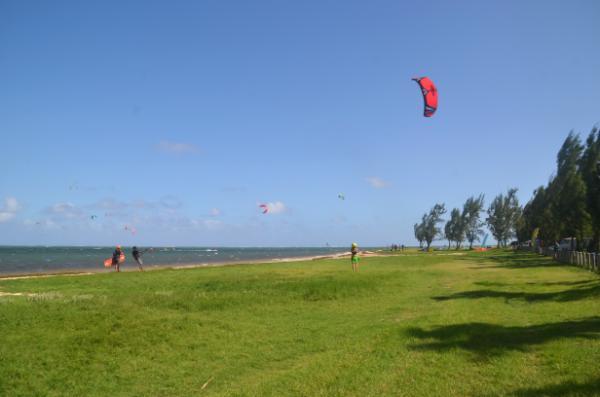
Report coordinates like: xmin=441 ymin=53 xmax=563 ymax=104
xmin=132 ymin=246 xmax=145 ymax=271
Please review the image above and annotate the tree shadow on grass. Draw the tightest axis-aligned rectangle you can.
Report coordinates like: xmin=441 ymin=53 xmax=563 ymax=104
xmin=502 ymin=378 xmax=600 ymax=397
xmin=526 ymin=279 xmax=598 ymax=287
xmin=433 ymin=282 xmax=600 ymax=303
xmin=405 ymin=317 xmax=600 ymax=358
xmin=463 ymin=251 xmax=560 ymax=270
xmin=474 ymin=280 xmax=595 ymax=287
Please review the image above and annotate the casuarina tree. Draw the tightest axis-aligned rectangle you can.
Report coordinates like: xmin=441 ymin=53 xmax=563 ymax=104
xmin=462 ymin=194 xmax=485 ymax=249
xmin=445 ymin=208 xmax=465 ymax=249
xmin=414 ymin=222 xmax=426 ymax=249
xmin=421 ymin=203 xmax=446 ymax=250
xmin=487 ymin=188 xmax=521 ymax=247
xmin=579 ymin=127 xmax=600 ymax=251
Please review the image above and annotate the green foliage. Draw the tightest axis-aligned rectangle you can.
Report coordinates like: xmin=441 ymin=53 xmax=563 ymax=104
xmin=442 ymin=195 xmax=485 ymax=250
xmin=444 ymin=215 xmax=454 ymax=248
xmin=419 ymin=203 xmax=446 ymax=249
xmin=413 ymin=222 xmax=426 ymax=248
xmin=462 ymin=194 xmax=485 ymax=249
xmin=580 ymin=128 xmax=600 ymax=251
xmin=487 ymin=188 xmax=521 ymax=247
xmin=1 ymin=252 xmax=599 ymax=396
xmin=518 ymin=127 xmax=598 ymax=251
xmin=445 ymin=208 xmax=465 ymax=249
xmin=555 ymin=133 xmax=591 ymax=249
xmin=518 ymin=186 xmax=553 ymax=243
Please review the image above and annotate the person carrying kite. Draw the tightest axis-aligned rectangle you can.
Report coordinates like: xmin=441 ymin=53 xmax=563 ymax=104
xmin=112 ymin=245 xmax=123 ymax=272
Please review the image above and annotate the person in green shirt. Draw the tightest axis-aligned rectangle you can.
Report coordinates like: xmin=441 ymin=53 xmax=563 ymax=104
xmin=351 ymin=242 xmax=360 ymax=272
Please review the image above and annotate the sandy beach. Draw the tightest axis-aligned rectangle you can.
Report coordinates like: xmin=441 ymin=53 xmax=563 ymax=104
xmin=0 ymin=250 xmax=471 ymax=281
xmin=0 ymin=250 xmax=362 ymax=280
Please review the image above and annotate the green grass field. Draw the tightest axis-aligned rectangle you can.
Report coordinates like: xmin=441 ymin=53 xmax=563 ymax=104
xmin=1 ymin=250 xmax=599 ymax=396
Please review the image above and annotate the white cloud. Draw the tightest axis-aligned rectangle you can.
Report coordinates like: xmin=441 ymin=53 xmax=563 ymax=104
xmin=210 ymin=208 xmax=221 ymax=217
xmin=24 ymin=218 xmax=59 ymax=229
xmin=85 ymin=196 xmax=183 ymax=217
xmin=44 ymin=202 xmax=85 ymax=220
xmin=93 ymin=198 xmax=129 ymax=211
xmin=203 ymin=219 xmax=223 ymax=229
xmin=366 ymin=176 xmax=389 ymax=189
xmin=0 ymin=197 xmax=21 ymax=223
xmin=265 ymin=201 xmax=287 ymax=214
xmin=160 ymin=195 xmax=183 ymax=209
xmin=0 ymin=213 xmax=15 ymax=222
xmin=156 ymin=140 xmax=199 ymax=155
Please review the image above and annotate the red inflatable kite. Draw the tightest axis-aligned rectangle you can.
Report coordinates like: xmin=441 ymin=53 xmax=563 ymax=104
xmin=412 ymin=77 xmax=438 ymax=117
xmin=259 ymin=204 xmax=268 ymax=214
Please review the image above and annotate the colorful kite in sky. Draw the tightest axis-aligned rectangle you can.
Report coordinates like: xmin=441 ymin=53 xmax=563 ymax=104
xmin=412 ymin=77 xmax=438 ymax=117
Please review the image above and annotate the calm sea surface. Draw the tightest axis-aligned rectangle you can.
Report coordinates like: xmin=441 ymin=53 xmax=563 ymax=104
xmin=0 ymin=246 xmax=348 ymax=275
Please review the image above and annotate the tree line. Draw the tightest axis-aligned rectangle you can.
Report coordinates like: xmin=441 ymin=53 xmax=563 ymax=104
xmin=414 ymin=189 xmax=520 ymax=250
xmin=517 ymin=127 xmax=600 ymax=252
xmin=414 ymin=127 xmax=600 ymax=252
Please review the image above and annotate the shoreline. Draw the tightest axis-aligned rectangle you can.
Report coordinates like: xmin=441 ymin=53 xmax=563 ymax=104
xmin=0 ymin=251 xmax=358 ymax=281
xmin=0 ymin=250 xmax=470 ymax=281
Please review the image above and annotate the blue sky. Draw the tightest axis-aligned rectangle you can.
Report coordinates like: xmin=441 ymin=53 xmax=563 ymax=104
xmin=1 ymin=0 xmax=599 ymax=246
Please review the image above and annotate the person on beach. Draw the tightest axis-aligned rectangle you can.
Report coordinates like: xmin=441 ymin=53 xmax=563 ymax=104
xmin=132 ymin=246 xmax=145 ymax=271
xmin=351 ymin=242 xmax=360 ymax=272
xmin=112 ymin=245 xmax=123 ymax=272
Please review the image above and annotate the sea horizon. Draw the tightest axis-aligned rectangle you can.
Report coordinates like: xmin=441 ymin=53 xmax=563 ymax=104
xmin=0 ymin=246 xmax=366 ymax=276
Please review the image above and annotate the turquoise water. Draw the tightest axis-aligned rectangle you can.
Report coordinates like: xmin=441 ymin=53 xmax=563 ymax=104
xmin=0 ymin=246 xmax=348 ymax=275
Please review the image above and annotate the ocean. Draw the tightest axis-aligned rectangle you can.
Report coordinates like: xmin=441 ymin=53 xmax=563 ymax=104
xmin=0 ymin=246 xmax=348 ymax=275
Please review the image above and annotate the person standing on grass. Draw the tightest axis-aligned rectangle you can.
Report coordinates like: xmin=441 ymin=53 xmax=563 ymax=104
xmin=112 ymin=245 xmax=123 ymax=272
xmin=351 ymin=242 xmax=360 ymax=272
xmin=132 ymin=246 xmax=145 ymax=271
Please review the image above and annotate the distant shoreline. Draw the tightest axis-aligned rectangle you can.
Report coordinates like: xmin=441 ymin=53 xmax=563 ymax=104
xmin=0 ymin=246 xmax=370 ymax=278
xmin=0 ymin=251 xmax=354 ymax=280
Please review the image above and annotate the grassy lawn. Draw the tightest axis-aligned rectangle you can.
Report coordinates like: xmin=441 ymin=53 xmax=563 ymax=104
xmin=1 ymin=250 xmax=599 ymax=396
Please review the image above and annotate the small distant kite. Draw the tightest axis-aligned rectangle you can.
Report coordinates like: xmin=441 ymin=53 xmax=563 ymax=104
xmin=259 ymin=204 xmax=269 ymax=214
xmin=124 ymin=225 xmax=137 ymax=235
xmin=90 ymin=215 xmax=98 ymax=220
xmin=338 ymin=194 xmax=345 ymax=201
xmin=412 ymin=77 xmax=438 ymax=117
